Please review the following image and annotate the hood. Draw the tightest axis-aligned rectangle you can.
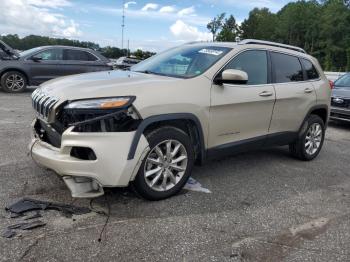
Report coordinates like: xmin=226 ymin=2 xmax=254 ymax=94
xmin=332 ymin=86 xmax=350 ymax=98
xmin=0 ymin=40 xmax=19 ymax=58
xmin=40 ymin=70 xmax=182 ymax=103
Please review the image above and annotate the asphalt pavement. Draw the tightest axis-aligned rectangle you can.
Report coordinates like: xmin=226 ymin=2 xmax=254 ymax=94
xmin=0 ymin=89 xmax=349 ymax=262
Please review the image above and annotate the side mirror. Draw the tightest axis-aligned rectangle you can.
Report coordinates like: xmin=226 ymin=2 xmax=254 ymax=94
xmin=31 ymin=56 xmax=42 ymax=62
xmin=214 ymin=69 xmax=248 ymax=85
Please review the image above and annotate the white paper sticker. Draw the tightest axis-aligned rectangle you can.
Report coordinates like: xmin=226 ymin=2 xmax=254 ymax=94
xmin=198 ymin=49 xmax=223 ymax=56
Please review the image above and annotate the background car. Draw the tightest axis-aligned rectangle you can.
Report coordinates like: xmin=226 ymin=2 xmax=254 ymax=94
xmin=330 ymin=72 xmax=350 ymax=123
xmin=0 ymin=43 xmax=113 ymax=93
xmin=112 ymin=56 xmax=141 ymax=70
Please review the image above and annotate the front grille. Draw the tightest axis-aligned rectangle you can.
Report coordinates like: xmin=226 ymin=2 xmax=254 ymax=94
xmin=31 ymin=89 xmax=59 ymax=120
xmin=331 ymin=97 xmax=350 ymax=109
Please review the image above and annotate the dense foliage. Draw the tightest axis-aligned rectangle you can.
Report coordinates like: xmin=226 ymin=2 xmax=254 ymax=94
xmin=208 ymin=0 xmax=350 ymax=71
xmin=0 ymin=34 xmax=155 ymax=59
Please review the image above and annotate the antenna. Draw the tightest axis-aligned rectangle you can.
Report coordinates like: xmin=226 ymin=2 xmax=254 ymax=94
xmin=121 ymin=0 xmax=125 ymax=51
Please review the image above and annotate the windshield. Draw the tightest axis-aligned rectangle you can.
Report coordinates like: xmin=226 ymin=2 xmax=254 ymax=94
xmin=131 ymin=45 xmax=231 ymax=78
xmin=334 ymin=74 xmax=350 ymax=89
xmin=20 ymin=47 xmax=43 ymax=57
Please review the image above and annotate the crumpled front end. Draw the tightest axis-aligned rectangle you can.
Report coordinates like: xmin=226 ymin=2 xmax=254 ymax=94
xmin=29 ymin=89 xmax=149 ymax=198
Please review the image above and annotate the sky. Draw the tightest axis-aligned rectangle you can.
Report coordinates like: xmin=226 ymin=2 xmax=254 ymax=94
xmin=0 ymin=0 xmax=293 ymax=52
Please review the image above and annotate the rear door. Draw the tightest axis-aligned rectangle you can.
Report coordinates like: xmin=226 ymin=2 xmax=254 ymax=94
xmin=59 ymin=49 xmax=108 ymax=76
xmin=26 ymin=48 xmax=63 ymax=84
xmin=209 ymin=50 xmax=276 ymax=149
xmin=269 ymin=52 xmax=317 ymax=134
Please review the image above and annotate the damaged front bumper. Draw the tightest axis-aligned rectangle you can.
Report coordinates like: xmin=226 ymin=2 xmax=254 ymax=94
xmin=30 ymin=119 xmax=149 ymax=198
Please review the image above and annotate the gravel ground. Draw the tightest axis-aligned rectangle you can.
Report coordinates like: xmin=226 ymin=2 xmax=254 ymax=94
xmin=0 ymin=88 xmax=349 ymax=262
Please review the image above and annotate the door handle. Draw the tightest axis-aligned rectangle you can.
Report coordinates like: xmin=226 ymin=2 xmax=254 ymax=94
xmin=304 ymin=88 xmax=313 ymax=93
xmin=259 ymin=91 xmax=273 ymax=97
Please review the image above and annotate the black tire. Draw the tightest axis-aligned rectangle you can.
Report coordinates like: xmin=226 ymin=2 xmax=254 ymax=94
xmin=132 ymin=126 xmax=194 ymax=201
xmin=289 ymin=115 xmax=325 ymax=161
xmin=1 ymin=71 xmax=27 ymax=93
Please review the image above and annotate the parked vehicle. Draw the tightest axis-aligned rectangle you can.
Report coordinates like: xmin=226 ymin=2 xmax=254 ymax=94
xmin=0 ymin=42 xmax=113 ymax=93
xmin=114 ymin=56 xmax=141 ymax=69
xmin=324 ymin=71 xmax=345 ymax=81
xmin=330 ymin=73 xmax=350 ymax=122
xmin=29 ymin=40 xmax=331 ymax=200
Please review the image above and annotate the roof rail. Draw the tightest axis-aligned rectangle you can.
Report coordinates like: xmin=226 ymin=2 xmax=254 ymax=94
xmin=239 ymin=39 xmax=306 ymax=54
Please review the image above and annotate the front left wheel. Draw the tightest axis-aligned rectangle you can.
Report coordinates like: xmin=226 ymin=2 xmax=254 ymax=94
xmin=132 ymin=126 xmax=194 ymax=201
xmin=1 ymin=71 xmax=27 ymax=93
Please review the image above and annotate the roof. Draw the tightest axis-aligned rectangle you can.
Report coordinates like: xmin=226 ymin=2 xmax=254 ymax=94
xmin=184 ymin=39 xmax=308 ymax=56
xmin=37 ymin=45 xmax=93 ymax=51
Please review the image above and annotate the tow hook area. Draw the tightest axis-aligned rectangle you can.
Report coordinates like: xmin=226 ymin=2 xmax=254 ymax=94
xmin=63 ymin=176 xmax=104 ymax=198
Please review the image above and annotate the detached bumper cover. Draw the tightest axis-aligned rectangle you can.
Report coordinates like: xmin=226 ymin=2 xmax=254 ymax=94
xmin=30 ymin=122 xmax=149 ymax=197
xmin=330 ymin=107 xmax=350 ymax=122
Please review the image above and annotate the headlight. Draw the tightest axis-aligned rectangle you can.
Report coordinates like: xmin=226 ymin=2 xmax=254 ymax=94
xmin=64 ymin=96 xmax=135 ymax=110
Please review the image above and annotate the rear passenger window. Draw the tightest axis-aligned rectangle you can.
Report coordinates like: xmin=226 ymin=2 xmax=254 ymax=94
xmin=224 ymin=50 xmax=268 ymax=85
xmin=301 ymin=59 xmax=319 ymax=80
xmin=63 ymin=50 xmax=98 ymax=61
xmin=271 ymin=52 xmax=304 ymax=83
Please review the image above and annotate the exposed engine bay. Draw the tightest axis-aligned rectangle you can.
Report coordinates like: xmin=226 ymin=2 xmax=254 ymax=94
xmin=34 ymin=106 xmax=141 ymax=149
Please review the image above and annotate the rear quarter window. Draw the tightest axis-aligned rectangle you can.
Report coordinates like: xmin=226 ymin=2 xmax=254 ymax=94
xmin=301 ymin=58 xmax=319 ymax=80
xmin=63 ymin=49 xmax=98 ymax=61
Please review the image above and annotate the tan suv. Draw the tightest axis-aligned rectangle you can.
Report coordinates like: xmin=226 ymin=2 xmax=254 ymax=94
xmin=30 ymin=40 xmax=331 ymax=200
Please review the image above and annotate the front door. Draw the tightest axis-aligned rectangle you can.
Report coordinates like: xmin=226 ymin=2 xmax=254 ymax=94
xmin=209 ymin=50 xmax=276 ymax=150
xmin=26 ymin=48 xmax=63 ymax=84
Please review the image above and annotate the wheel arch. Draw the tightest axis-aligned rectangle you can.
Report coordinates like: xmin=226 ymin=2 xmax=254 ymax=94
xmin=128 ymin=113 xmax=206 ymax=164
xmin=299 ymin=105 xmax=329 ymax=134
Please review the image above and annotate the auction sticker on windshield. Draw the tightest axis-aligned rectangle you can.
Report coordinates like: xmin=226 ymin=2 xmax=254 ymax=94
xmin=198 ymin=49 xmax=224 ymax=56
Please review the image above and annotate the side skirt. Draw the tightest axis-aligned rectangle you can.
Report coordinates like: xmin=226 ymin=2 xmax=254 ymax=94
xmin=206 ymin=132 xmax=298 ymax=160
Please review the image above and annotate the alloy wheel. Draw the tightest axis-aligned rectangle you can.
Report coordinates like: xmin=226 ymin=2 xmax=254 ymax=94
xmin=305 ymin=123 xmax=323 ymax=155
xmin=144 ymin=139 xmax=188 ymax=192
xmin=5 ymin=74 xmax=25 ymax=91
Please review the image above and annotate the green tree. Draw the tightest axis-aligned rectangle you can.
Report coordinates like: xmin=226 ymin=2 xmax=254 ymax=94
xmin=208 ymin=0 xmax=350 ymax=70
xmin=240 ymin=8 xmax=277 ymax=41
xmin=216 ymin=15 xmax=240 ymax=42
xmin=347 ymin=48 xmax=350 ymax=71
xmin=207 ymin=13 xmax=226 ymax=41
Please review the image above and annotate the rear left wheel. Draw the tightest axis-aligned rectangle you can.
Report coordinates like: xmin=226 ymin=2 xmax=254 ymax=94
xmin=1 ymin=71 xmax=27 ymax=93
xmin=132 ymin=126 xmax=194 ymax=201
xmin=289 ymin=115 xmax=325 ymax=161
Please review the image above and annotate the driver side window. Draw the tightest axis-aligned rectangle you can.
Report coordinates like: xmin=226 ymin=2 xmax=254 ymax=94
xmin=34 ymin=49 xmax=63 ymax=61
xmin=224 ymin=50 xmax=268 ymax=85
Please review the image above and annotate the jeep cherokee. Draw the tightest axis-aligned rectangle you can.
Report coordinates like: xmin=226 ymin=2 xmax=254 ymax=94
xmin=29 ymin=40 xmax=331 ymax=200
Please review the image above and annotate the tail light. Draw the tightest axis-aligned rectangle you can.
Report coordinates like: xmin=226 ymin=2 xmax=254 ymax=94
xmin=329 ymin=80 xmax=334 ymax=90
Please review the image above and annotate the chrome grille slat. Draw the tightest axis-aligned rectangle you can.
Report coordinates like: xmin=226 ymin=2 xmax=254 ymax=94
xmin=31 ymin=89 xmax=59 ymax=121
xmin=40 ymin=97 xmax=50 ymax=115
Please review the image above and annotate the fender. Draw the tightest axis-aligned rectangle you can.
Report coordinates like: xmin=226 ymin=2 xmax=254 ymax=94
xmin=298 ymin=104 xmax=329 ymax=136
xmin=127 ymin=113 xmax=206 ymax=162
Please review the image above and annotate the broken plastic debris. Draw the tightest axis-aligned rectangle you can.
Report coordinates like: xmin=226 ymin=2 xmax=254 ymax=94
xmin=8 ymin=220 xmax=46 ymax=230
xmin=6 ymin=198 xmax=91 ymax=217
xmin=2 ymin=221 xmax=46 ymax=238
xmin=20 ymin=220 xmax=46 ymax=230
xmin=24 ymin=211 xmax=42 ymax=220
xmin=2 ymin=229 xmax=16 ymax=238
xmin=184 ymin=177 xmax=211 ymax=194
